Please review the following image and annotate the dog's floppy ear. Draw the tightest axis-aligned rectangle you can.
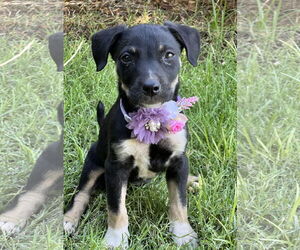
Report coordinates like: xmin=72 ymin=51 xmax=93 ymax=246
xmin=164 ymin=21 xmax=200 ymax=66
xmin=91 ymin=25 xmax=127 ymax=71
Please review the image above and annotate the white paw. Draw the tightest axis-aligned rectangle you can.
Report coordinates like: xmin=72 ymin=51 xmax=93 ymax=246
xmin=0 ymin=217 xmax=24 ymax=236
xmin=63 ymin=220 xmax=77 ymax=235
xmin=169 ymin=221 xmax=198 ymax=248
xmin=104 ymin=226 xmax=129 ymax=249
xmin=63 ymin=215 xmax=79 ymax=235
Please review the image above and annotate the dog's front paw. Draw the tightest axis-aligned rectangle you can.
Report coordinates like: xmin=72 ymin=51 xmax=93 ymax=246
xmin=63 ymin=216 xmax=78 ymax=235
xmin=0 ymin=215 xmax=25 ymax=236
xmin=169 ymin=221 xmax=198 ymax=248
xmin=104 ymin=226 xmax=129 ymax=249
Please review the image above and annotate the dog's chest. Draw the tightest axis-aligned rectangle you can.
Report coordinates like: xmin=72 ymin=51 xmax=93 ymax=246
xmin=114 ymin=130 xmax=187 ymax=179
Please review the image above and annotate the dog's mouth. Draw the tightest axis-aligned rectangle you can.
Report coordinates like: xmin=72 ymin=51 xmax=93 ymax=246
xmin=140 ymin=102 xmax=162 ymax=108
xmin=137 ymin=95 xmax=171 ymax=108
xmin=134 ymin=94 xmax=174 ymax=108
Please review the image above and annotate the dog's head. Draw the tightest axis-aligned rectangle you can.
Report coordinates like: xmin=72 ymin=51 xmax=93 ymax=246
xmin=92 ymin=22 xmax=200 ymax=107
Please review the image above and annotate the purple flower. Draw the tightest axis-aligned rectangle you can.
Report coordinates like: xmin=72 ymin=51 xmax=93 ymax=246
xmin=177 ymin=96 xmax=199 ymax=110
xmin=127 ymin=107 xmax=172 ymax=144
xmin=161 ymin=100 xmax=179 ymax=119
xmin=124 ymin=97 xmax=198 ymax=144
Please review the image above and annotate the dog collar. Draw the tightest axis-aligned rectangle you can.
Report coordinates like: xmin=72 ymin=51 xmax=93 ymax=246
xmin=120 ymin=99 xmax=132 ymax=123
xmin=120 ymin=96 xmax=199 ymax=144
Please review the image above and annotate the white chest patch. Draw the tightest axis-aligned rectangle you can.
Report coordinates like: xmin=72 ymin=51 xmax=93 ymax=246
xmin=114 ymin=129 xmax=187 ymax=178
xmin=114 ymin=139 xmax=156 ymax=179
xmin=159 ymin=129 xmax=187 ymax=164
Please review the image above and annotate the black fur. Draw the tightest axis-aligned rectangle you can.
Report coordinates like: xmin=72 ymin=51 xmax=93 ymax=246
xmin=164 ymin=21 xmax=200 ymax=66
xmin=166 ymin=155 xmax=189 ymax=205
xmin=92 ymin=25 xmax=127 ymax=71
xmin=149 ymin=144 xmax=172 ymax=173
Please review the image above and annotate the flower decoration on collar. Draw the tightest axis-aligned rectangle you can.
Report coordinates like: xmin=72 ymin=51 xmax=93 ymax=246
xmin=121 ymin=96 xmax=199 ymax=144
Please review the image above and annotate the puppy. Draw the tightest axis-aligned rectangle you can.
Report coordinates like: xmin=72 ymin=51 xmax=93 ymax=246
xmin=64 ymin=22 xmax=200 ymax=248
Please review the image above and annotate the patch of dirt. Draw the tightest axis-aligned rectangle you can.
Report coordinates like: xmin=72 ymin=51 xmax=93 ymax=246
xmin=64 ymin=0 xmax=236 ymax=39
xmin=0 ymin=1 xmax=62 ymax=40
xmin=0 ymin=0 xmax=237 ymax=43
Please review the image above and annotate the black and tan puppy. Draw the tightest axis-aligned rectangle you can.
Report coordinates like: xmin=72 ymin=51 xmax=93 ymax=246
xmin=64 ymin=22 xmax=200 ymax=248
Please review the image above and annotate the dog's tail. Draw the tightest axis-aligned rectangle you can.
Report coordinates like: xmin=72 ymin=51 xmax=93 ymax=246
xmin=97 ymin=101 xmax=105 ymax=128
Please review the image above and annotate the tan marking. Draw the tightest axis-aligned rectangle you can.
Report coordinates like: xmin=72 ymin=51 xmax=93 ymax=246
xmin=108 ymin=185 xmax=128 ymax=229
xmin=0 ymin=170 xmax=62 ymax=224
xmin=141 ymin=103 xmax=162 ymax=108
xmin=129 ymin=47 xmax=136 ymax=53
xmin=170 ymin=75 xmax=179 ymax=92
xmin=166 ymin=128 xmax=187 ymax=154
xmin=121 ymin=83 xmax=129 ymax=96
xmin=159 ymin=44 xmax=165 ymax=51
xmin=83 ymin=169 xmax=104 ymax=191
xmin=161 ymin=129 xmax=187 ymax=166
xmin=167 ymin=181 xmax=188 ymax=223
xmin=64 ymin=169 xmax=104 ymax=224
xmin=114 ymin=139 xmax=157 ymax=179
xmin=38 ymin=170 xmax=63 ymax=191
xmin=0 ymin=191 xmax=45 ymax=225
xmin=64 ymin=192 xmax=90 ymax=223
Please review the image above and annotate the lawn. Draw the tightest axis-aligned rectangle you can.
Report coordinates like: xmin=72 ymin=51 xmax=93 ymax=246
xmin=0 ymin=38 xmax=63 ymax=249
xmin=237 ymin=1 xmax=300 ymax=248
xmin=63 ymin=3 xmax=237 ymax=249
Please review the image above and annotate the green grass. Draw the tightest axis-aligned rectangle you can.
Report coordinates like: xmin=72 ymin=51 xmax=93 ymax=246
xmin=64 ymin=10 xmax=236 ymax=249
xmin=237 ymin=1 xmax=300 ymax=248
xmin=0 ymin=39 xmax=63 ymax=248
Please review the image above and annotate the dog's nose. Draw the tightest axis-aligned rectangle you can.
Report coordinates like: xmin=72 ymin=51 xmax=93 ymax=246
xmin=142 ymin=79 xmax=161 ymax=96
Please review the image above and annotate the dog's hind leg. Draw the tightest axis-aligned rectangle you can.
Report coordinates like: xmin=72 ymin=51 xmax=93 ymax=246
xmin=64 ymin=143 xmax=105 ymax=235
xmin=166 ymin=155 xmax=198 ymax=248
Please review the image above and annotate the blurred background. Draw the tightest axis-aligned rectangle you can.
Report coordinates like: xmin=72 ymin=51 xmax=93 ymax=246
xmin=0 ymin=0 xmax=63 ymax=248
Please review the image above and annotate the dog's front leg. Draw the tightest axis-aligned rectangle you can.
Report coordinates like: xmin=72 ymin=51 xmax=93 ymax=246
xmin=104 ymin=158 xmax=131 ymax=249
xmin=166 ymin=155 xmax=198 ymax=248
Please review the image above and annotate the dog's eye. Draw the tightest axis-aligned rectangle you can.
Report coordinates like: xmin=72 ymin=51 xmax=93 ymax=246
xmin=165 ymin=52 xmax=175 ymax=59
xmin=120 ymin=53 xmax=133 ymax=64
